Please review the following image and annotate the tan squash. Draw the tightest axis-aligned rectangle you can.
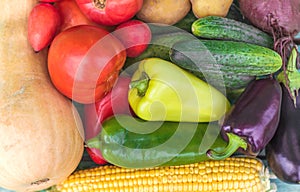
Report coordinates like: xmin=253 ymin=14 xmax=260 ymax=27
xmin=0 ymin=0 xmax=84 ymax=191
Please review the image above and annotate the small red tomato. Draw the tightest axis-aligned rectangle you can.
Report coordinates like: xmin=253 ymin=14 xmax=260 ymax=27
xmin=54 ymin=0 xmax=114 ymax=32
xmin=39 ymin=0 xmax=60 ymax=2
xmin=47 ymin=25 xmax=126 ymax=104
xmin=113 ymin=19 xmax=152 ymax=57
xmin=27 ymin=3 xmax=61 ymax=51
xmin=75 ymin=0 xmax=144 ymax=26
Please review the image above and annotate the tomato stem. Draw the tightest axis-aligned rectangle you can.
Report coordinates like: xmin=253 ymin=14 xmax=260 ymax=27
xmin=93 ymin=0 xmax=106 ymax=9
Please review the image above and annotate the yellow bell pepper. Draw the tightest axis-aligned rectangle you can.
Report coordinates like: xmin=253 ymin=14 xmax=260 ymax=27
xmin=128 ymin=58 xmax=231 ymax=122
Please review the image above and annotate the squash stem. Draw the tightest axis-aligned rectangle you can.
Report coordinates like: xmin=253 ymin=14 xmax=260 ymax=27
xmin=206 ymin=133 xmax=247 ymax=160
xmin=129 ymin=72 xmax=150 ymax=97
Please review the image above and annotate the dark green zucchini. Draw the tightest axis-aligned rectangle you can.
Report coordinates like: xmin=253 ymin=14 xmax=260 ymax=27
xmin=191 ymin=16 xmax=274 ymax=48
xmin=226 ymin=2 xmax=249 ymax=23
xmin=123 ymin=31 xmax=195 ymax=73
xmin=173 ymin=11 xmax=198 ymax=33
xmin=148 ymin=11 xmax=197 ymax=35
xmin=147 ymin=23 xmax=184 ymax=36
xmin=169 ymin=39 xmax=282 ymax=90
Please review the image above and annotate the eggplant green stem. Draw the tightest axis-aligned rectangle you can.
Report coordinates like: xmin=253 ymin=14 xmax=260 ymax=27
xmin=276 ymin=47 xmax=300 ymax=106
xmin=85 ymin=136 xmax=101 ymax=149
xmin=129 ymin=72 xmax=150 ymax=97
xmin=206 ymin=133 xmax=247 ymax=160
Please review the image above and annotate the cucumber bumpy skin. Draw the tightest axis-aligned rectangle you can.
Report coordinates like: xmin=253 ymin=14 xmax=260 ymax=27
xmin=170 ymin=39 xmax=282 ymax=76
xmin=169 ymin=39 xmax=282 ymax=90
xmin=191 ymin=16 xmax=274 ymax=48
xmin=123 ymin=30 xmax=195 ymax=72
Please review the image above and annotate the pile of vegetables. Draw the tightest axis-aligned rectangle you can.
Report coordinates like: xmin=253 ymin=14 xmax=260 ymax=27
xmin=1 ymin=0 xmax=300 ymax=191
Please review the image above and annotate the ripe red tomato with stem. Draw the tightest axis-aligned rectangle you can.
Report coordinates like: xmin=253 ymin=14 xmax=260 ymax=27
xmin=47 ymin=25 xmax=126 ymax=104
xmin=39 ymin=0 xmax=60 ymax=2
xmin=54 ymin=0 xmax=114 ymax=32
xmin=75 ymin=0 xmax=144 ymax=26
xmin=113 ymin=19 xmax=152 ymax=57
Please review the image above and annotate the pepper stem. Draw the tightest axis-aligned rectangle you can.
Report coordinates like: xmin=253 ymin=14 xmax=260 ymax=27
xmin=129 ymin=72 xmax=150 ymax=97
xmin=85 ymin=136 xmax=101 ymax=149
xmin=206 ymin=133 xmax=247 ymax=160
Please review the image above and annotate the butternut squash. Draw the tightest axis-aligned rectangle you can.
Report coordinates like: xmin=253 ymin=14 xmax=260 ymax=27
xmin=0 ymin=0 xmax=84 ymax=191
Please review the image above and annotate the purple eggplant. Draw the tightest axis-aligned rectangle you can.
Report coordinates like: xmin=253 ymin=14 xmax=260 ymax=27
xmin=266 ymin=84 xmax=300 ymax=184
xmin=221 ymin=77 xmax=282 ymax=156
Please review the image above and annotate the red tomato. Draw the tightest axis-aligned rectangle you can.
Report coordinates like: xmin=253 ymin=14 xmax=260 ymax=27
xmin=54 ymin=0 xmax=114 ymax=32
xmin=75 ymin=0 xmax=144 ymax=26
xmin=27 ymin=3 xmax=61 ymax=51
xmin=84 ymin=76 xmax=133 ymax=164
xmin=113 ymin=19 xmax=152 ymax=57
xmin=40 ymin=0 xmax=60 ymax=2
xmin=47 ymin=25 xmax=126 ymax=104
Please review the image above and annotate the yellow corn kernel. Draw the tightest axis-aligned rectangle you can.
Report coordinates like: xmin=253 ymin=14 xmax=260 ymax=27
xmin=52 ymin=157 xmax=275 ymax=192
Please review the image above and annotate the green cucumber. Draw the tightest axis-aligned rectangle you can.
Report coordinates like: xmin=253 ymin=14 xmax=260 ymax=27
xmin=191 ymin=16 xmax=274 ymax=48
xmin=123 ymin=31 xmax=195 ymax=73
xmin=190 ymin=70 xmax=255 ymax=90
xmin=226 ymin=3 xmax=248 ymax=23
xmin=169 ymin=39 xmax=282 ymax=89
xmin=170 ymin=39 xmax=282 ymax=76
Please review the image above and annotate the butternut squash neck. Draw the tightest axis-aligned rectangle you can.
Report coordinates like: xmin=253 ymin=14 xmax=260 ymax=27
xmin=0 ymin=0 xmax=49 ymax=75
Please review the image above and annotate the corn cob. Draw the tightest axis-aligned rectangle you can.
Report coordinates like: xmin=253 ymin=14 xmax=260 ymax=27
xmin=51 ymin=157 xmax=276 ymax=192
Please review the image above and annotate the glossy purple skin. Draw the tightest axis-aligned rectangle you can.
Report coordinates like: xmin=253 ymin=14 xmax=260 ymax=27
xmin=221 ymin=78 xmax=282 ymax=155
xmin=266 ymin=85 xmax=300 ymax=184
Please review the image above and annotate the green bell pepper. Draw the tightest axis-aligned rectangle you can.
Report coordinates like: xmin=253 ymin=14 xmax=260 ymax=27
xmin=128 ymin=58 xmax=231 ymax=122
xmin=86 ymin=115 xmax=247 ymax=168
